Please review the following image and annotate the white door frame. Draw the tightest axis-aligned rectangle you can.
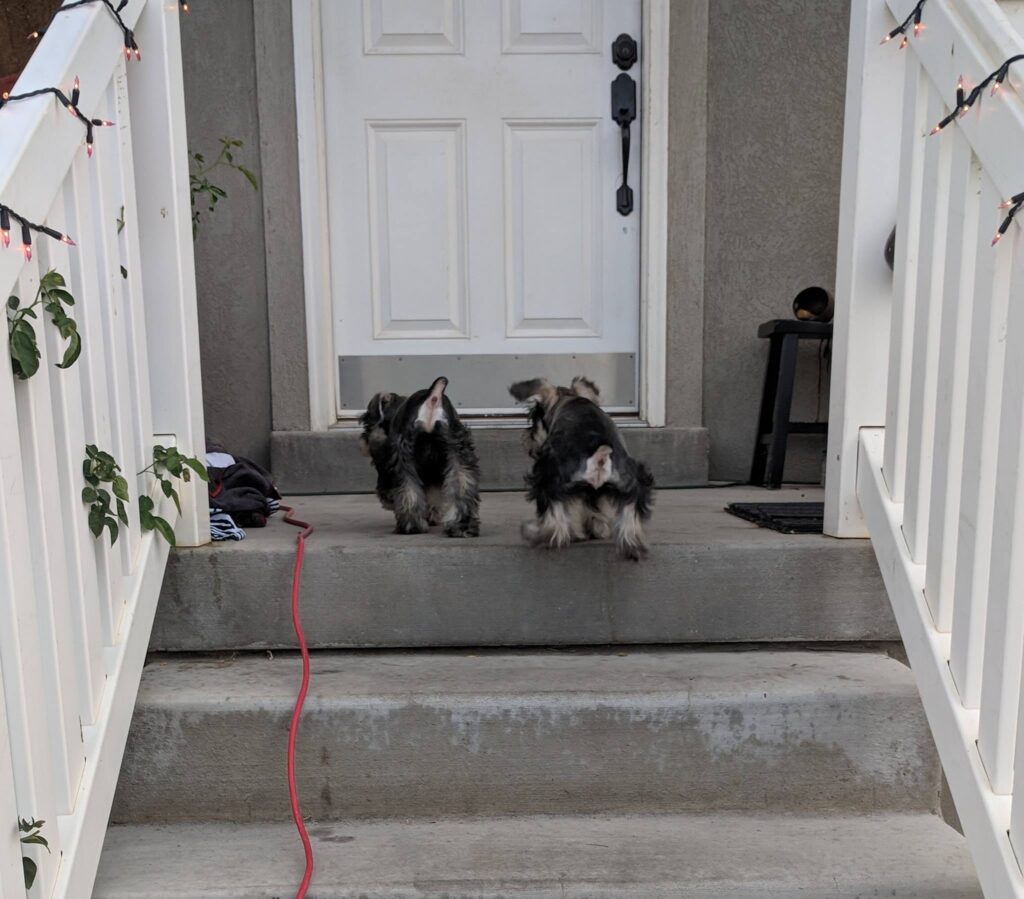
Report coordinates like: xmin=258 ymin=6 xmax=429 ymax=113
xmin=292 ymin=0 xmax=670 ymax=430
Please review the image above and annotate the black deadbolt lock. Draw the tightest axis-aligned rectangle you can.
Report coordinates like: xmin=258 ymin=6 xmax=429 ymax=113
xmin=612 ymin=33 xmax=638 ymax=70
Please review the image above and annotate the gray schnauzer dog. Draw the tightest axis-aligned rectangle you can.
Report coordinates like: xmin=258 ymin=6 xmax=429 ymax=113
xmin=360 ymin=377 xmax=480 ymax=537
xmin=509 ymin=376 xmax=654 ymax=560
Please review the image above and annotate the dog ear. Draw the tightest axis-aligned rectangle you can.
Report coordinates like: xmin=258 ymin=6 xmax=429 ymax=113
xmin=359 ymin=392 xmax=398 ymax=457
xmin=570 ymin=376 xmax=600 ymax=402
xmin=360 ymin=392 xmax=388 ymax=428
xmin=509 ymin=377 xmax=558 ymax=409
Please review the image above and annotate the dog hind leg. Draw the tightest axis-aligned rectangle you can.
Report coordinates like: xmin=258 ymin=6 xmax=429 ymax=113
xmin=394 ymin=475 xmax=430 ymax=534
xmin=522 ymin=500 xmax=577 ymax=549
xmin=442 ymin=453 xmax=481 ymax=538
xmin=612 ymin=498 xmax=648 ymax=560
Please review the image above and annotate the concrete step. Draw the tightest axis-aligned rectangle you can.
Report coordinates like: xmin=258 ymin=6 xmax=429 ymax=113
xmin=94 ymin=812 xmax=980 ymax=898
xmin=270 ymin=425 xmax=710 ymax=494
xmin=152 ymin=487 xmax=894 ymax=651
xmin=111 ymin=648 xmax=939 ymax=824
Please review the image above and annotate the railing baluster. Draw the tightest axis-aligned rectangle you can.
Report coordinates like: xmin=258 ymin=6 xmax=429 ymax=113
xmin=950 ymin=173 xmax=1015 ymax=711
xmin=924 ymin=135 xmax=981 ymax=632
xmin=1010 ymin=635 xmax=1024 ymax=864
xmin=0 ymin=664 xmax=26 ymax=896
xmin=883 ymin=58 xmax=928 ymax=503
xmin=11 ymin=257 xmax=87 ymax=815
xmin=978 ymin=233 xmax=1024 ymax=795
xmin=0 ymin=310 xmax=64 ymax=896
xmin=902 ymin=83 xmax=953 ymax=563
xmin=67 ymin=151 xmax=123 ymax=647
xmin=87 ymin=79 xmax=141 ymax=597
xmin=110 ymin=57 xmax=155 ymax=508
xmin=40 ymin=187 xmax=106 ymax=729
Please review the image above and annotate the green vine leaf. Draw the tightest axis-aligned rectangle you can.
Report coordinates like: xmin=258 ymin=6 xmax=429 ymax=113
xmin=137 ymin=446 xmax=206 ymax=545
xmin=7 ymin=270 xmax=82 ymax=380
xmin=9 ymin=318 xmax=40 ymax=379
xmin=20 ymin=817 xmax=49 ymax=890
xmin=83 ymin=446 xmax=126 ymax=545
xmin=189 ymin=137 xmax=259 ymax=240
xmin=112 ymin=476 xmax=130 ymax=502
xmin=151 ymin=514 xmax=176 ymax=546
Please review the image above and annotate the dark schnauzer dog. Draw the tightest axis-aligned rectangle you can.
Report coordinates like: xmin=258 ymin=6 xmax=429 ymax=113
xmin=360 ymin=377 xmax=481 ymax=537
xmin=509 ymin=376 xmax=654 ymax=560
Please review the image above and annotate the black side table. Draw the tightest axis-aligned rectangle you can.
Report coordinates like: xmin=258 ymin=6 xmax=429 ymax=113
xmin=749 ymin=319 xmax=832 ymax=489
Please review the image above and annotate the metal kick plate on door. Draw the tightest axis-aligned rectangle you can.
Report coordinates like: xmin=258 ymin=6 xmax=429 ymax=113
xmin=338 ymin=353 xmax=637 ymax=414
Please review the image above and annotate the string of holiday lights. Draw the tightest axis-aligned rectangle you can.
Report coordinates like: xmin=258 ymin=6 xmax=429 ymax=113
xmin=0 ymin=78 xmax=114 ymax=157
xmin=0 ymin=204 xmax=76 ymax=262
xmin=881 ymin=0 xmax=928 ymax=48
xmin=28 ymin=0 xmax=141 ymax=60
xmin=930 ymin=55 xmax=1024 ymax=134
xmin=994 ymin=193 xmax=1024 ymax=247
xmin=924 ymin=56 xmax=1024 ymax=245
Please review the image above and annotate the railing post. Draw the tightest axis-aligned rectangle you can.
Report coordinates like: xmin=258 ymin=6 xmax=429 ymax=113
xmin=127 ymin=0 xmax=209 ymax=547
xmin=824 ymin=0 xmax=904 ymax=538
xmin=0 ymin=664 xmax=26 ymax=897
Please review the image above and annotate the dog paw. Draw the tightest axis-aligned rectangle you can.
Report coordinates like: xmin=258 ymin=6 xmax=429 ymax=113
xmin=617 ymin=541 xmax=648 ymax=562
xmin=395 ymin=518 xmax=428 ymax=535
xmin=521 ymin=520 xmax=542 ymax=545
xmin=444 ymin=521 xmax=479 ymax=538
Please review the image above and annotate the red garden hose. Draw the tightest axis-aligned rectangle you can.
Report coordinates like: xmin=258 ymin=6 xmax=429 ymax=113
xmin=281 ymin=504 xmax=314 ymax=898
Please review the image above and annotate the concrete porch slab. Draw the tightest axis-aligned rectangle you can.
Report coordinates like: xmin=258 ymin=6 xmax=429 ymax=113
xmin=269 ymin=425 xmax=709 ymax=493
xmin=152 ymin=487 xmax=894 ymax=651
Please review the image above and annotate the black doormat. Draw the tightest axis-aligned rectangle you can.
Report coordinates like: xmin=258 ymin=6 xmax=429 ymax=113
xmin=725 ymin=502 xmax=824 ymax=534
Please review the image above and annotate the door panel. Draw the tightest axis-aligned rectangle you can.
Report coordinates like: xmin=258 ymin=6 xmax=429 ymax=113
xmin=367 ymin=121 xmax=469 ymax=339
xmin=502 ymin=0 xmax=603 ymax=54
xmin=363 ymin=0 xmax=465 ymax=54
xmin=504 ymin=119 xmax=601 ymax=338
xmin=321 ymin=0 xmax=642 ymax=416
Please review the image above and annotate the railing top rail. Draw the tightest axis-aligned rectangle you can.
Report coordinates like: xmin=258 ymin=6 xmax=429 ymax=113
xmin=0 ymin=1 xmax=143 ymax=299
xmin=886 ymin=0 xmax=1024 ymax=204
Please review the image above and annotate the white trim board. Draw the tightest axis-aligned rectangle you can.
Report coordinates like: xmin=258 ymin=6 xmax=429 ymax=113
xmin=291 ymin=0 xmax=671 ymax=430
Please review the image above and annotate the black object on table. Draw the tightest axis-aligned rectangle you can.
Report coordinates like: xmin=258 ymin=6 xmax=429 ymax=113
xmin=749 ymin=319 xmax=832 ymax=489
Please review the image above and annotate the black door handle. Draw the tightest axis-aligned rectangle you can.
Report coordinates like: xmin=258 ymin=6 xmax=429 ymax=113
xmin=611 ymin=73 xmax=636 ymax=216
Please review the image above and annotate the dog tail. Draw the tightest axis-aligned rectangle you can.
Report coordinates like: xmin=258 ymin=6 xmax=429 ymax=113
xmin=509 ymin=377 xmax=559 ymax=409
xmin=570 ymin=376 xmax=600 ymax=402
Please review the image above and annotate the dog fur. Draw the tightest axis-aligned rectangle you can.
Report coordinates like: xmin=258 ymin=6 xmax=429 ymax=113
xmin=359 ymin=377 xmax=480 ymax=537
xmin=510 ymin=376 xmax=654 ymax=560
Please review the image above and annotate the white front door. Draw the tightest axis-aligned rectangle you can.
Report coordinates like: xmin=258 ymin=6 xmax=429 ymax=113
xmin=320 ymin=0 xmax=642 ymax=417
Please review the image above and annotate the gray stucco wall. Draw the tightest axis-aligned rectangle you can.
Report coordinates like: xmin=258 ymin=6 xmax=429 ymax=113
xmin=664 ymin=0 xmax=708 ymax=430
xmin=181 ymin=1 xmax=273 ymax=466
xmin=702 ymin=0 xmax=848 ymax=481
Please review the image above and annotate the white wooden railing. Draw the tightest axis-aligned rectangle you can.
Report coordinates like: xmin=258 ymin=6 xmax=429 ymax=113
xmin=827 ymin=0 xmax=1024 ymax=895
xmin=0 ymin=2 xmax=207 ymax=896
